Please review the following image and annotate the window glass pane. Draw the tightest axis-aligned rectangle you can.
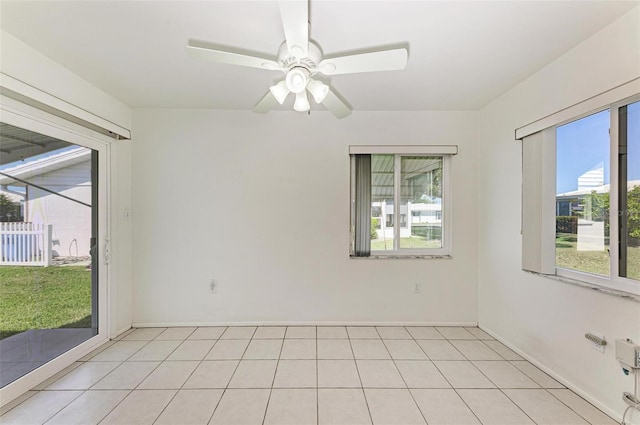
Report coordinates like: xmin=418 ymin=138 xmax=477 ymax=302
xmin=622 ymin=100 xmax=640 ymax=280
xmin=400 ymin=156 xmax=443 ymax=249
xmin=556 ymin=110 xmax=610 ymax=276
xmin=0 ymin=123 xmax=98 ymax=387
xmin=371 ymin=154 xmax=394 ymax=251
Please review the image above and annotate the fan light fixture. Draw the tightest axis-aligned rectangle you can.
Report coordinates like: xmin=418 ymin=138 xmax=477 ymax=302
xmin=285 ymin=67 xmax=309 ymax=93
xmin=294 ymin=92 xmax=310 ymax=112
xmin=187 ymin=0 xmax=408 ymax=118
xmin=306 ymin=79 xmax=329 ymax=104
xmin=269 ymin=80 xmax=289 ymax=104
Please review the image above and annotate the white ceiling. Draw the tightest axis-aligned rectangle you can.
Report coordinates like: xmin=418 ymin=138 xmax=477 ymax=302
xmin=0 ymin=1 xmax=637 ymax=112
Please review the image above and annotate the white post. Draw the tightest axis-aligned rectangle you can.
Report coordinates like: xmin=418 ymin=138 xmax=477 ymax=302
xmin=407 ymin=201 xmax=412 ymax=235
xmin=43 ymin=224 xmax=52 ymax=267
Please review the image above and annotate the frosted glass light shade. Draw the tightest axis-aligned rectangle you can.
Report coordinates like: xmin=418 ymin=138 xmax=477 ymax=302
xmin=269 ymin=80 xmax=290 ymax=104
xmin=293 ymin=91 xmax=310 ymax=112
xmin=307 ymin=79 xmax=329 ymax=104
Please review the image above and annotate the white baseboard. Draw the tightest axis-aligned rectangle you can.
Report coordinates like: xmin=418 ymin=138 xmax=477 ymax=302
xmin=110 ymin=325 xmax=132 ymax=340
xmin=478 ymin=324 xmax=629 ymax=424
xmin=131 ymin=321 xmax=479 ymax=328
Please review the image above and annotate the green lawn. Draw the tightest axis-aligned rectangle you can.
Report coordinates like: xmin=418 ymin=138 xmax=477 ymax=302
xmin=556 ymin=233 xmax=640 ymax=279
xmin=0 ymin=266 xmax=92 ymax=339
xmin=371 ymin=237 xmax=441 ymax=250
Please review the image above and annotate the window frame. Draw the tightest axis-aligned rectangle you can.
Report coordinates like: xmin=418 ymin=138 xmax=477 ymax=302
xmin=522 ymin=92 xmax=640 ymax=297
xmin=0 ymin=94 xmax=113 ymax=406
xmin=349 ymin=145 xmax=456 ymax=258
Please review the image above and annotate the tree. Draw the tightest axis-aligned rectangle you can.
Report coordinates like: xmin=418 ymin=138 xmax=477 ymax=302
xmin=581 ymin=191 xmax=609 ymax=222
xmin=581 ymin=186 xmax=640 ymax=244
xmin=371 ymin=218 xmax=379 ymax=240
xmin=0 ymin=194 xmax=22 ymax=222
xmin=627 ymin=185 xmax=640 ymax=242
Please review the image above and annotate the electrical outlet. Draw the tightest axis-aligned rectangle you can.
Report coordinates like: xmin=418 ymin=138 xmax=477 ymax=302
xmin=209 ymin=279 xmax=217 ymax=294
xmin=414 ymin=283 xmax=422 ymax=293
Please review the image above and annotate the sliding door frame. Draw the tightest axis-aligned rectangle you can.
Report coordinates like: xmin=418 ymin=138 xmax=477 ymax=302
xmin=0 ymin=95 xmax=112 ymax=407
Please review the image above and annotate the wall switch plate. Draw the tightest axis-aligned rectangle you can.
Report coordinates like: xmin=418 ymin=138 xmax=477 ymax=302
xmin=209 ymin=280 xmax=217 ymax=294
xmin=123 ymin=209 xmax=131 ymax=221
xmin=414 ymin=283 xmax=422 ymax=293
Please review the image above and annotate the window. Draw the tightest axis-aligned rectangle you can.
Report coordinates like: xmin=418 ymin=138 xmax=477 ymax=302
xmin=520 ymin=91 xmax=640 ymax=296
xmin=350 ymin=146 xmax=456 ymax=257
xmin=555 ymin=110 xmax=610 ymax=277
xmin=620 ymin=100 xmax=640 ymax=281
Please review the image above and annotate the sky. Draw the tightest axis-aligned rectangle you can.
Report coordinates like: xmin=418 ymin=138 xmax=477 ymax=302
xmin=556 ymin=101 xmax=640 ymax=195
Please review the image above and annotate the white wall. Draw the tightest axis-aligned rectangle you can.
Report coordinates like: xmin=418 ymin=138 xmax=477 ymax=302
xmin=477 ymin=7 xmax=640 ymax=422
xmin=109 ymin=140 xmax=133 ymax=337
xmin=0 ymin=30 xmax=131 ymax=131
xmin=131 ymin=110 xmax=478 ymax=325
xmin=0 ymin=29 xmax=134 ymax=338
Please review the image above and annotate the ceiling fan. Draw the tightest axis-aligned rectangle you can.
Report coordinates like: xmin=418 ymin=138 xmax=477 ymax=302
xmin=186 ymin=0 xmax=408 ymax=118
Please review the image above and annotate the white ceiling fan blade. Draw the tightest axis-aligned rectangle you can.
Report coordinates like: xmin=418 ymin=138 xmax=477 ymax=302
xmin=318 ymin=48 xmax=408 ymax=76
xmin=323 ymin=88 xmax=351 ymax=119
xmin=187 ymin=39 xmax=281 ymax=71
xmin=279 ymin=0 xmax=309 ymax=58
xmin=253 ymin=91 xmax=279 ymax=113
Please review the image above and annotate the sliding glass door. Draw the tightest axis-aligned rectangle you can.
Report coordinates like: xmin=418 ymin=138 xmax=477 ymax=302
xmin=0 ymin=119 xmax=107 ymax=389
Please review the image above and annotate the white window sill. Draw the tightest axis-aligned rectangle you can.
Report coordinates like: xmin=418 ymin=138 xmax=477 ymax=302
xmin=524 ymin=270 xmax=640 ymax=302
xmin=350 ymin=254 xmax=452 ymax=260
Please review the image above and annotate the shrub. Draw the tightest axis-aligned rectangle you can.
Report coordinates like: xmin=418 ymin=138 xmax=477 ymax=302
xmin=556 ymin=216 xmax=577 ymax=234
xmin=371 ymin=218 xmax=379 ymax=240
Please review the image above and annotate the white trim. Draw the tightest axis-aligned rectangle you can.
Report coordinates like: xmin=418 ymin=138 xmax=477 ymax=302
xmin=0 ymin=95 xmax=117 ymax=147
xmin=367 ymin=153 xmax=452 ymax=257
xmin=551 ymin=98 xmax=640 ymax=297
xmin=0 ymin=99 xmax=112 ymax=407
xmin=478 ymin=324 xmax=624 ymax=423
xmin=556 ymin=267 xmax=640 ymax=298
xmin=0 ymin=73 xmax=130 ymax=140
xmin=393 ymin=155 xmax=401 ymax=251
xmin=525 ymin=270 xmax=640 ymax=302
xmin=352 ymin=254 xmax=452 ymax=260
xmin=515 ymin=78 xmax=640 ymax=140
xmin=112 ymin=325 xmax=133 ymax=340
xmin=132 ymin=321 xmax=479 ymax=327
xmin=349 ymin=145 xmax=458 ymax=155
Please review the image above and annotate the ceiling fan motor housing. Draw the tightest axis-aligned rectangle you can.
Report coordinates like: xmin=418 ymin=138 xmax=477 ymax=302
xmin=285 ymin=67 xmax=310 ymax=93
xmin=277 ymin=41 xmax=323 ymax=74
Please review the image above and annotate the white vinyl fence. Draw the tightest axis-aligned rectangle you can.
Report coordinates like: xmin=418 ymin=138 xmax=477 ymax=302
xmin=0 ymin=222 xmax=52 ymax=266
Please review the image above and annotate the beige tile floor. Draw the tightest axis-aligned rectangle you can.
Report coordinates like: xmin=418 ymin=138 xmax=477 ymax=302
xmin=0 ymin=326 xmax=619 ymax=425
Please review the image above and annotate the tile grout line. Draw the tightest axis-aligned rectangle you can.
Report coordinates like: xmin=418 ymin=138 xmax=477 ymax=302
xmin=99 ymin=328 xmax=184 ymax=424
xmin=346 ymin=327 xmax=375 ymax=425
xmin=2 ymin=326 xmax=618 ymax=425
xmin=260 ymin=326 xmax=282 ymax=425
xmin=376 ymin=326 xmax=429 ymax=425
xmin=446 ymin=334 xmax=539 ymax=423
xmin=42 ymin=331 xmax=162 ymax=425
xmin=543 ymin=387 xmax=611 ymax=425
xmin=216 ymin=326 xmax=255 ymax=422
xmin=201 ymin=326 xmax=233 ymax=425
xmin=33 ymin=389 xmax=85 ymax=425
xmin=425 ymin=329 xmax=493 ymax=424
xmin=148 ymin=329 xmax=224 ymax=424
